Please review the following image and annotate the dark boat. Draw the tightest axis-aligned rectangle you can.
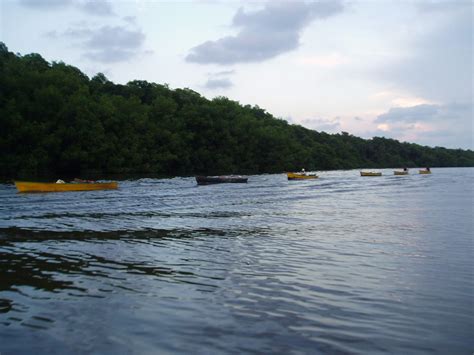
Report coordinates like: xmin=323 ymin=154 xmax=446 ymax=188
xmin=195 ymin=175 xmax=248 ymax=185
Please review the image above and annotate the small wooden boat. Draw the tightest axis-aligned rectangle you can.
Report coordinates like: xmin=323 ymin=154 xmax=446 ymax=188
xmin=15 ymin=181 xmax=118 ymax=193
xmin=195 ymin=176 xmax=248 ymax=185
xmin=419 ymin=170 xmax=431 ymax=174
xmin=287 ymin=172 xmax=318 ymax=180
xmin=360 ymin=172 xmax=382 ymax=177
xmin=394 ymin=171 xmax=409 ymax=175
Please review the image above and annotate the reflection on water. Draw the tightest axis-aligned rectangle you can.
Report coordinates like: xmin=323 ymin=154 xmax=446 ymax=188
xmin=0 ymin=168 xmax=473 ymax=354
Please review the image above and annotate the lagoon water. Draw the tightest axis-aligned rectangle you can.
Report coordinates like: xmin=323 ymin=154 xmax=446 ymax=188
xmin=0 ymin=168 xmax=473 ymax=354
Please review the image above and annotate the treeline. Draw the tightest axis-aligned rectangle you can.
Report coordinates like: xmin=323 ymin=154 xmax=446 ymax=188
xmin=1 ymin=43 xmax=473 ymax=178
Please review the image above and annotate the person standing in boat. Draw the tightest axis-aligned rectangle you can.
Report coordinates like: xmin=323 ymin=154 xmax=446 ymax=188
xmin=301 ymin=168 xmax=306 ymax=176
xmin=426 ymin=167 xmax=431 ymax=172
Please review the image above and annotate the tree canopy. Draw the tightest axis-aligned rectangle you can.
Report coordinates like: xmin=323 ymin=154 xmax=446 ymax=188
xmin=1 ymin=43 xmax=473 ymax=179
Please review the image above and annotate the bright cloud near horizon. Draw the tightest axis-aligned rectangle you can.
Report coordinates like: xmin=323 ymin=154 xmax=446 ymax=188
xmin=1 ymin=0 xmax=472 ymax=149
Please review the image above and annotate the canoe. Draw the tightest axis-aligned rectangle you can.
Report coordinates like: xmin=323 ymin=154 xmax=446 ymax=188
xmin=195 ymin=176 xmax=248 ymax=185
xmin=15 ymin=181 xmax=118 ymax=193
xmin=360 ymin=172 xmax=382 ymax=177
xmin=419 ymin=170 xmax=431 ymax=174
xmin=394 ymin=171 xmax=409 ymax=175
xmin=287 ymin=172 xmax=318 ymax=180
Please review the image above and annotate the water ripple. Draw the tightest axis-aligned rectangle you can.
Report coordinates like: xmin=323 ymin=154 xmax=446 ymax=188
xmin=0 ymin=168 xmax=473 ymax=354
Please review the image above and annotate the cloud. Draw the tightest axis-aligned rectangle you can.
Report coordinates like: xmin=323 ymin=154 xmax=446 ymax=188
xmin=370 ymin=90 xmax=434 ymax=108
xmin=48 ymin=24 xmax=147 ymax=63
xmin=20 ymin=0 xmax=72 ymax=8
xmin=20 ymin=0 xmax=114 ymax=16
xmin=416 ymin=1 xmax=470 ymax=14
xmin=375 ymin=103 xmax=471 ymax=124
xmin=379 ymin=3 xmax=472 ymax=103
xmin=372 ymin=3 xmax=472 ymax=149
xmin=376 ymin=104 xmax=439 ymax=123
xmin=297 ymin=52 xmax=348 ymax=68
xmin=80 ymin=0 xmax=114 ymax=16
xmin=186 ymin=1 xmax=344 ymax=65
xmin=204 ymin=78 xmax=233 ymax=90
xmin=300 ymin=117 xmax=341 ymax=133
xmin=210 ymin=70 xmax=235 ymax=77
xmin=202 ymin=69 xmax=236 ymax=90
xmin=123 ymin=16 xmax=137 ymax=25
xmin=373 ymin=102 xmax=473 ymax=149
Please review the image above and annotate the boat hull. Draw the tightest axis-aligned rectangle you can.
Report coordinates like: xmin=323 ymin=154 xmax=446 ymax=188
xmin=394 ymin=171 xmax=409 ymax=175
xmin=15 ymin=181 xmax=118 ymax=193
xmin=419 ymin=170 xmax=431 ymax=174
xmin=287 ymin=173 xmax=318 ymax=180
xmin=195 ymin=176 xmax=248 ymax=185
xmin=360 ymin=172 xmax=382 ymax=177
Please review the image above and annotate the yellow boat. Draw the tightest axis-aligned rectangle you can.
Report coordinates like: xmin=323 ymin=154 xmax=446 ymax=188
xmin=419 ymin=170 xmax=431 ymax=174
xmin=15 ymin=181 xmax=118 ymax=193
xmin=394 ymin=171 xmax=409 ymax=175
xmin=287 ymin=172 xmax=318 ymax=180
xmin=360 ymin=171 xmax=382 ymax=177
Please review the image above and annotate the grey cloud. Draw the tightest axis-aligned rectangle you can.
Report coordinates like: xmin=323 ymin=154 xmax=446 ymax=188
xmin=204 ymin=78 xmax=234 ymax=89
xmin=84 ymin=26 xmax=145 ymax=50
xmin=212 ymin=70 xmax=235 ymax=76
xmin=374 ymin=102 xmax=473 ymax=149
xmin=20 ymin=0 xmax=114 ymax=16
xmin=368 ymin=128 xmax=473 ymax=150
xmin=374 ymin=4 xmax=472 ymax=149
xmin=302 ymin=117 xmax=341 ymax=133
xmin=186 ymin=1 xmax=344 ymax=65
xmin=84 ymin=48 xmax=138 ymax=63
xmin=20 ymin=0 xmax=73 ymax=8
xmin=50 ymin=25 xmax=147 ymax=63
xmin=81 ymin=0 xmax=114 ymax=16
xmin=376 ymin=104 xmax=438 ymax=123
xmin=232 ymin=1 xmax=340 ymax=30
xmin=375 ymin=103 xmax=472 ymax=124
xmin=416 ymin=1 xmax=471 ymax=14
xmin=123 ymin=16 xmax=137 ymax=25
xmin=380 ymin=6 xmax=472 ymax=103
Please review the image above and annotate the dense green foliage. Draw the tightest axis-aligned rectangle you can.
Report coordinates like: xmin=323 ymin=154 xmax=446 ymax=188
xmin=1 ymin=43 xmax=473 ymax=178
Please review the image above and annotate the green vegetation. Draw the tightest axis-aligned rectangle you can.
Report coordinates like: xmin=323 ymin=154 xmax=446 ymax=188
xmin=1 ymin=43 xmax=473 ymax=178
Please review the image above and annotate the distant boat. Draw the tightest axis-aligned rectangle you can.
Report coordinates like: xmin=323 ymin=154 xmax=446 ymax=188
xmin=394 ymin=170 xmax=409 ymax=175
xmin=287 ymin=172 xmax=318 ymax=180
xmin=419 ymin=169 xmax=431 ymax=174
xmin=14 ymin=181 xmax=118 ymax=193
xmin=360 ymin=171 xmax=382 ymax=177
xmin=195 ymin=176 xmax=248 ymax=185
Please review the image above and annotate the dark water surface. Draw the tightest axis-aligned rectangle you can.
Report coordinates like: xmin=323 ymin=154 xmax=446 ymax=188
xmin=1 ymin=168 xmax=472 ymax=354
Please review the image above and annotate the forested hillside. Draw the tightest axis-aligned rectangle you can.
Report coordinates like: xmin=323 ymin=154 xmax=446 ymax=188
xmin=1 ymin=43 xmax=473 ymax=178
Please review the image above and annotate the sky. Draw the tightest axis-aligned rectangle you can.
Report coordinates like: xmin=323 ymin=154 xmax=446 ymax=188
xmin=1 ymin=0 xmax=472 ymax=149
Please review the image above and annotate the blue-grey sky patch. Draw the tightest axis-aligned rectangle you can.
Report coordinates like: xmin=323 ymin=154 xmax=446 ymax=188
xmin=416 ymin=1 xmax=471 ymax=14
xmin=376 ymin=104 xmax=439 ymax=123
xmin=186 ymin=1 xmax=344 ymax=65
xmin=204 ymin=78 xmax=233 ymax=90
xmin=123 ymin=16 xmax=137 ymax=25
xmin=81 ymin=0 xmax=115 ymax=16
xmin=376 ymin=103 xmax=472 ymax=124
xmin=211 ymin=70 xmax=235 ymax=77
xmin=19 ymin=0 xmax=73 ymax=9
xmin=20 ymin=0 xmax=114 ymax=16
xmin=379 ymin=3 xmax=472 ymax=103
xmin=301 ymin=117 xmax=341 ymax=133
xmin=49 ymin=24 xmax=146 ymax=63
xmin=374 ymin=102 xmax=473 ymax=149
